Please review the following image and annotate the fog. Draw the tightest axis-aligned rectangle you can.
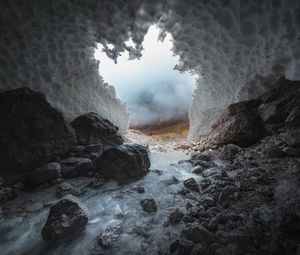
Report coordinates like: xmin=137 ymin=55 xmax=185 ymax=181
xmin=94 ymin=25 xmax=197 ymax=128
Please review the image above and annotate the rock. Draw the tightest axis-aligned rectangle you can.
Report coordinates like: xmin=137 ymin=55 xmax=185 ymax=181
xmin=170 ymin=239 xmax=195 ymax=255
xmin=282 ymin=147 xmax=300 ymax=157
xmin=280 ymin=128 xmax=300 ymax=148
xmin=55 ymin=182 xmax=73 ymax=198
xmin=95 ymin=144 xmax=150 ymax=181
xmin=41 ymin=196 xmax=88 ymax=243
xmin=25 ymin=202 xmax=44 ymax=212
xmin=27 ymin=162 xmax=61 ymax=187
xmin=219 ymin=144 xmax=240 ymax=161
xmin=168 ymin=208 xmax=184 ymax=225
xmin=87 ymin=178 xmax=105 ymax=189
xmin=86 ymin=143 xmax=104 ymax=158
xmin=258 ymin=78 xmax=300 ymax=127
xmin=96 ymin=223 xmax=122 ymax=248
xmin=134 ymin=186 xmax=145 ymax=193
xmin=190 ymin=152 xmax=211 ymax=162
xmin=183 ymin=178 xmax=199 ymax=192
xmin=196 ymin=99 xmax=266 ymax=150
xmin=60 ymin=157 xmax=94 ymax=178
xmin=285 ymin=106 xmax=300 ymax=125
xmin=141 ymin=198 xmax=158 ymax=213
xmin=0 ymin=186 xmax=17 ymax=203
xmin=0 ymin=87 xmax=77 ymax=181
xmin=181 ymin=225 xmax=215 ymax=245
xmin=71 ymin=146 xmax=87 ymax=157
xmin=71 ymin=112 xmax=123 ymax=147
xmin=191 ymin=160 xmax=211 ymax=168
xmin=192 ymin=166 xmax=205 ymax=174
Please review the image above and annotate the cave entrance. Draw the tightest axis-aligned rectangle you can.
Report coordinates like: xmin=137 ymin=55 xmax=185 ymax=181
xmin=94 ymin=25 xmax=197 ymax=142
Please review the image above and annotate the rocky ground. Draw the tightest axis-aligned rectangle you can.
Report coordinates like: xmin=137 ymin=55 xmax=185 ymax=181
xmin=0 ymin=78 xmax=300 ymax=254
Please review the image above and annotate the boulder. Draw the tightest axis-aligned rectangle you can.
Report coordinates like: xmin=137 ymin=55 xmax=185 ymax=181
xmin=0 ymin=186 xmax=17 ymax=203
xmin=0 ymin=87 xmax=76 ymax=181
xmin=183 ymin=178 xmax=200 ymax=192
xmin=95 ymin=144 xmax=150 ymax=181
xmin=181 ymin=225 xmax=215 ymax=245
xmin=196 ymin=99 xmax=266 ymax=151
xmin=27 ymin=162 xmax=61 ymax=187
xmin=96 ymin=223 xmax=122 ymax=248
xmin=71 ymin=112 xmax=123 ymax=147
xmin=168 ymin=208 xmax=184 ymax=225
xmin=141 ymin=198 xmax=158 ymax=213
xmin=219 ymin=144 xmax=241 ymax=161
xmin=42 ymin=196 xmax=88 ymax=243
xmin=60 ymin=157 xmax=94 ymax=178
xmin=279 ymin=128 xmax=300 ymax=148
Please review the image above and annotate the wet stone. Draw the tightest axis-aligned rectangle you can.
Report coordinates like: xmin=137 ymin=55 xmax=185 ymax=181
xmin=141 ymin=198 xmax=158 ymax=213
xmin=183 ymin=178 xmax=200 ymax=192
xmin=134 ymin=186 xmax=145 ymax=193
xmin=96 ymin=223 xmax=122 ymax=248
xmin=168 ymin=208 xmax=184 ymax=225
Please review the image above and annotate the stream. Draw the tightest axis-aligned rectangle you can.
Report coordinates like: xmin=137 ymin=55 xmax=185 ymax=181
xmin=0 ymin=151 xmax=203 ymax=255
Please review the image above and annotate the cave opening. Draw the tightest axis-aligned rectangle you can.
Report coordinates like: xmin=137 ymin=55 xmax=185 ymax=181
xmin=94 ymin=25 xmax=197 ymax=141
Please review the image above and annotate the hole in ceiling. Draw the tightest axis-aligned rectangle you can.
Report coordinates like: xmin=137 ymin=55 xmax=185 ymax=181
xmin=94 ymin=25 xmax=197 ymax=133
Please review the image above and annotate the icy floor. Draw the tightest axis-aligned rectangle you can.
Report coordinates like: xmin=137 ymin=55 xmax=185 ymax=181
xmin=0 ymin=151 xmax=203 ymax=255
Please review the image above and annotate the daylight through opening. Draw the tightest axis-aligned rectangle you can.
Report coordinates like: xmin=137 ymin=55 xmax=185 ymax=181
xmin=94 ymin=25 xmax=197 ymax=139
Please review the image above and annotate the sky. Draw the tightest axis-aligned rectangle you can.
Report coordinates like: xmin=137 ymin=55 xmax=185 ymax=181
xmin=94 ymin=25 xmax=197 ymax=128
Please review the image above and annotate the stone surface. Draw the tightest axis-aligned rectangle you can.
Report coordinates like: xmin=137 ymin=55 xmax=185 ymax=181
xmin=71 ymin=112 xmax=123 ymax=146
xmin=219 ymin=144 xmax=241 ymax=161
xmin=280 ymin=128 xmax=300 ymax=148
xmin=60 ymin=157 xmax=94 ymax=178
xmin=0 ymin=87 xmax=76 ymax=181
xmin=141 ymin=198 xmax=158 ymax=213
xmin=168 ymin=208 xmax=184 ymax=225
xmin=183 ymin=178 xmax=200 ymax=192
xmin=95 ymin=144 xmax=150 ymax=181
xmin=96 ymin=223 xmax=122 ymax=248
xmin=181 ymin=225 xmax=215 ymax=245
xmin=42 ymin=196 xmax=88 ymax=243
xmin=0 ymin=186 xmax=17 ymax=203
xmin=27 ymin=162 xmax=61 ymax=187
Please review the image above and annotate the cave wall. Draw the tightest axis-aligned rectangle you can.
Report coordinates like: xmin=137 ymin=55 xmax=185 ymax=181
xmin=1 ymin=0 xmax=300 ymax=138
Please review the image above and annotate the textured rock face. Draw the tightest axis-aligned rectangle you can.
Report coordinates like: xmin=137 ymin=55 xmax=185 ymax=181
xmin=1 ymin=1 xmax=300 ymax=139
xmin=42 ymin=197 xmax=88 ymax=243
xmin=196 ymin=99 xmax=266 ymax=150
xmin=60 ymin=157 xmax=94 ymax=178
xmin=0 ymin=87 xmax=76 ymax=181
xmin=71 ymin=112 xmax=123 ymax=147
xmin=95 ymin=144 xmax=150 ymax=181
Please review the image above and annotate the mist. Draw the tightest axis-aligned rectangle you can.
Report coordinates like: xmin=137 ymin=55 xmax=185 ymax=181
xmin=94 ymin=25 xmax=197 ymax=129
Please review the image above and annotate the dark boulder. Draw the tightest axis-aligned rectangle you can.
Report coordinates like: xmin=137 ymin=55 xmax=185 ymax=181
xmin=196 ymin=99 xmax=266 ymax=151
xmin=42 ymin=196 xmax=88 ymax=243
xmin=181 ymin=225 xmax=215 ymax=245
xmin=95 ymin=144 xmax=150 ymax=181
xmin=219 ymin=144 xmax=241 ymax=161
xmin=96 ymin=223 xmax=122 ymax=248
xmin=71 ymin=112 xmax=123 ymax=147
xmin=141 ymin=198 xmax=158 ymax=213
xmin=183 ymin=178 xmax=200 ymax=192
xmin=0 ymin=186 xmax=17 ymax=203
xmin=27 ymin=162 xmax=61 ymax=187
xmin=0 ymin=87 xmax=76 ymax=181
xmin=60 ymin=157 xmax=94 ymax=178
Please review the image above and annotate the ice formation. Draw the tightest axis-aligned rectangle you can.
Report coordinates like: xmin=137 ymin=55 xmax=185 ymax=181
xmin=1 ymin=0 xmax=300 ymax=138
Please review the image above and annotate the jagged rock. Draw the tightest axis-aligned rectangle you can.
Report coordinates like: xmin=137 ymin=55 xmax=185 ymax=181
xmin=141 ymin=198 xmax=158 ymax=213
xmin=96 ymin=223 xmax=122 ymax=248
xmin=190 ymin=152 xmax=211 ymax=162
xmin=0 ymin=87 xmax=77 ymax=182
xmin=42 ymin=196 xmax=88 ymax=243
xmin=183 ymin=178 xmax=199 ymax=192
xmin=60 ymin=157 xmax=94 ymax=178
xmin=27 ymin=162 xmax=61 ymax=187
xmin=219 ymin=144 xmax=241 ymax=161
xmin=168 ymin=208 xmax=184 ymax=225
xmin=258 ymin=78 xmax=300 ymax=127
xmin=95 ymin=144 xmax=150 ymax=181
xmin=0 ymin=186 xmax=17 ymax=203
xmin=71 ymin=112 xmax=123 ymax=147
xmin=196 ymin=99 xmax=266 ymax=151
xmin=191 ymin=160 xmax=211 ymax=168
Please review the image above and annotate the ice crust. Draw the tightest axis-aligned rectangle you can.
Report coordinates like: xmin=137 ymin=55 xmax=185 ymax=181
xmin=1 ymin=0 xmax=300 ymax=137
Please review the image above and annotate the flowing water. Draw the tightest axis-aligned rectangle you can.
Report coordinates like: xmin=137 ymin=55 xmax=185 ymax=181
xmin=0 ymin=151 xmax=203 ymax=255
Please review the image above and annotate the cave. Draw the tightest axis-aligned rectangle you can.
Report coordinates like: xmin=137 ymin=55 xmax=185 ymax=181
xmin=0 ymin=1 xmax=300 ymax=255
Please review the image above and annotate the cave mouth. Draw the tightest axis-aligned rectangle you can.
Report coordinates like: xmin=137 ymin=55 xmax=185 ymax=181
xmin=94 ymin=25 xmax=197 ymax=139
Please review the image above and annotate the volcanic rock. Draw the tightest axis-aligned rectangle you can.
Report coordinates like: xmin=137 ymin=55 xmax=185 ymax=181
xmin=0 ymin=87 xmax=76 ymax=181
xmin=42 ymin=196 xmax=88 ymax=243
xmin=71 ymin=112 xmax=123 ymax=147
xmin=95 ymin=144 xmax=150 ymax=181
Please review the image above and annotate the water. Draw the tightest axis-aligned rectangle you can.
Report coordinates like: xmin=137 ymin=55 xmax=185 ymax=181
xmin=0 ymin=151 xmax=202 ymax=255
